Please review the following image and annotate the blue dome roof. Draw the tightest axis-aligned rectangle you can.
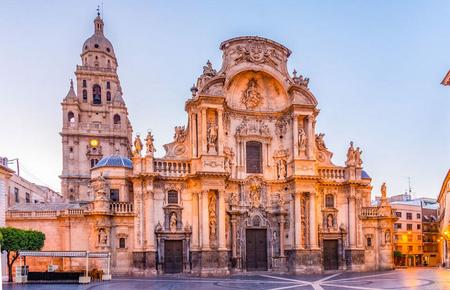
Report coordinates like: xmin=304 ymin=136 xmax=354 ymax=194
xmin=361 ymin=170 xmax=371 ymax=179
xmin=94 ymin=155 xmax=132 ymax=169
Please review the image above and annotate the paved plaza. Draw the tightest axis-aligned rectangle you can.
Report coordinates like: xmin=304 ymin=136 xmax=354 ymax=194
xmin=4 ymin=268 xmax=450 ymax=290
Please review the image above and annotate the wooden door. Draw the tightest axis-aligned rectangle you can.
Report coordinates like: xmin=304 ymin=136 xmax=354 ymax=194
xmin=246 ymin=229 xmax=267 ymax=271
xmin=323 ymin=239 xmax=339 ymax=270
xmin=164 ymin=240 xmax=183 ymax=273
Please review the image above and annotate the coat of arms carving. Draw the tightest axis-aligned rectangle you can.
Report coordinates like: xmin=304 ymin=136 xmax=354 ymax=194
xmin=241 ymin=78 xmax=262 ymax=109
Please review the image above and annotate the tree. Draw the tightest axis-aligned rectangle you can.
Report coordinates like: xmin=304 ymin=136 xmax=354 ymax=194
xmin=393 ymin=250 xmax=403 ymax=266
xmin=0 ymin=227 xmax=45 ymax=282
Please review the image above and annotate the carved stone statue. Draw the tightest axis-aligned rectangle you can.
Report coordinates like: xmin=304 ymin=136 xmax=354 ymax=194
xmin=249 ymin=180 xmax=262 ymax=208
xmin=236 ymin=117 xmax=249 ymax=135
xmin=298 ymin=128 xmax=307 ymax=155
xmin=170 ymin=212 xmax=177 ymax=233
xmin=345 ymin=141 xmax=355 ymax=166
xmin=145 ymin=131 xmax=155 ymax=156
xmin=277 ymin=159 xmax=287 ymax=180
xmin=98 ymin=228 xmax=108 ymax=245
xmin=327 ymin=214 xmax=334 ymax=229
xmin=275 ymin=117 xmax=288 ymax=136
xmin=292 ymin=70 xmax=310 ymax=88
xmin=202 ymin=60 xmax=217 ymax=78
xmin=230 ymin=192 xmax=239 ymax=206
xmin=259 ymin=122 xmax=270 ymax=136
xmin=241 ymin=78 xmax=262 ymax=109
xmin=315 ymin=133 xmax=327 ymax=150
xmin=355 ymin=147 xmax=363 ymax=167
xmin=381 ymin=182 xmax=387 ymax=199
xmin=209 ymin=192 xmax=217 ymax=240
xmin=133 ymin=135 xmax=143 ymax=157
xmin=155 ymin=221 xmax=162 ymax=232
xmin=174 ymin=126 xmax=187 ymax=143
xmin=385 ymin=230 xmax=391 ymax=244
xmin=207 ymin=122 xmax=218 ymax=153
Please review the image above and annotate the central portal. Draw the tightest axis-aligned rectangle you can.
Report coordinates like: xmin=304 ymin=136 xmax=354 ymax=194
xmin=323 ymin=239 xmax=339 ymax=270
xmin=246 ymin=229 xmax=267 ymax=271
xmin=164 ymin=240 xmax=183 ymax=273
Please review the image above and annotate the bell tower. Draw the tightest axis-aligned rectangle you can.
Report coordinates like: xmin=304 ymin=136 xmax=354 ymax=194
xmin=60 ymin=13 xmax=132 ymax=202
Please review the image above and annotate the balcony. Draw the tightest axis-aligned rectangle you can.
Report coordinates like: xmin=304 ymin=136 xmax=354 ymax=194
xmin=109 ymin=202 xmax=134 ymax=214
xmin=360 ymin=207 xmax=379 ymax=218
xmin=318 ymin=167 xmax=346 ymax=181
xmin=153 ymin=159 xmax=191 ymax=177
xmin=76 ymin=65 xmax=116 ymax=74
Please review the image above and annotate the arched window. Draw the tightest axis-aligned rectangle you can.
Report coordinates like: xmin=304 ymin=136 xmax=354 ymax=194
xmin=119 ymin=238 xmax=126 ymax=248
xmin=93 ymin=84 xmax=101 ymax=104
xmin=246 ymin=141 xmax=262 ymax=173
xmin=167 ymin=190 xmax=178 ymax=204
xmin=106 ymin=81 xmax=111 ymax=89
xmin=90 ymin=159 xmax=98 ymax=168
xmin=113 ymin=114 xmax=121 ymax=125
xmin=106 ymin=91 xmax=111 ymax=102
xmin=325 ymin=194 xmax=334 ymax=208
xmin=82 ymin=89 xmax=88 ymax=102
xmin=68 ymin=111 xmax=75 ymax=123
xmin=82 ymin=80 xmax=87 ymax=88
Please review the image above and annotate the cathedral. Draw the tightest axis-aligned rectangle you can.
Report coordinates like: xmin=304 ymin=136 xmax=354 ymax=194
xmin=7 ymin=14 xmax=397 ymax=275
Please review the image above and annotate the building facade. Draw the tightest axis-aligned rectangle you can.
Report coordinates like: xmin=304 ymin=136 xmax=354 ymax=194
xmin=438 ymin=170 xmax=450 ymax=267
xmin=6 ymin=15 xmax=396 ymax=276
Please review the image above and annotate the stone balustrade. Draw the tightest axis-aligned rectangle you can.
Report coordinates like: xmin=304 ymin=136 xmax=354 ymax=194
xmin=360 ymin=207 xmax=379 ymax=218
xmin=76 ymin=65 xmax=116 ymax=73
xmin=318 ymin=167 xmax=346 ymax=181
xmin=110 ymin=202 xmax=134 ymax=214
xmin=153 ymin=159 xmax=191 ymax=177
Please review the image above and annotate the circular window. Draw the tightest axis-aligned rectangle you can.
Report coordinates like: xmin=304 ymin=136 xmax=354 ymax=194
xmin=94 ymin=44 xmax=99 ymax=48
xmin=106 ymin=47 xmax=110 ymax=52
xmin=85 ymin=45 xmax=88 ymax=50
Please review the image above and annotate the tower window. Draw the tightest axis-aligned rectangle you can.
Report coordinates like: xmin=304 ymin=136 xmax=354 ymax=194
xmin=69 ymin=147 xmax=73 ymax=153
xmin=119 ymin=238 xmax=126 ymax=249
xmin=113 ymin=114 xmax=121 ymax=125
xmin=85 ymin=45 xmax=88 ymax=50
xmin=167 ymin=190 xmax=178 ymax=204
xmin=106 ymin=48 xmax=111 ymax=53
xmin=94 ymin=44 xmax=99 ymax=48
xmin=68 ymin=111 xmax=75 ymax=123
xmin=93 ymin=84 xmax=101 ymax=104
xmin=246 ymin=141 xmax=262 ymax=173
xmin=90 ymin=159 xmax=98 ymax=168
xmin=106 ymin=81 xmax=111 ymax=89
xmin=106 ymin=91 xmax=111 ymax=102
xmin=110 ymin=189 xmax=119 ymax=202
xmin=26 ymin=192 xmax=30 ymax=203
xmin=83 ymin=80 xmax=87 ymax=88
xmin=83 ymin=89 xmax=87 ymax=102
xmin=325 ymin=194 xmax=334 ymax=208
xmin=14 ymin=187 xmax=19 ymax=203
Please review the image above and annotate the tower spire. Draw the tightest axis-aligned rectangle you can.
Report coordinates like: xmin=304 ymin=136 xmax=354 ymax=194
xmin=94 ymin=6 xmax=104 ymax=34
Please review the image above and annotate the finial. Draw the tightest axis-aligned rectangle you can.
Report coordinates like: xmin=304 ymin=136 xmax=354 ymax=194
xmin=293 ymin=69 xmax=297 ymax=78
xmin=97 ymin=5 xmax=101 ymax=17
xmin=190 ymin=84 xmax=198 ymax=96
xmin=70 ymin=78 xmax=74 ymax=89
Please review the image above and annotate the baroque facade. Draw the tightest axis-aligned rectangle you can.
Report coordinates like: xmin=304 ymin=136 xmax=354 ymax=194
xmin=7 ymin=15 xmax=396 ymax=276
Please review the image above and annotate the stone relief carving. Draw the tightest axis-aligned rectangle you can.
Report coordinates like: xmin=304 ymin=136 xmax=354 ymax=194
xmin=249 ymin=178 xmax=262 ymax=208
xmin=292 ymin=69 xmax=310 ymax=88
xmin=345 ymin=141 xmax=363 ymax=167
xmin=145 ymin=131 xmax=155 ymax=157
xmin=315 ymin=133 xmax=327 ymax=150
xmin=133 ymin=134 xmax=143 ymax=157
xmin=315 ymin=133 xmax=334 ymax=165
xmin=234 ymin=41 xmax=281 ymax=67
xmin=208 ymin=192 xmax=217 ymax=241
xmin=236 ymin=117 xmax=271 ymax=137
xmin=98 ymin=228 xmax=108 ymax=246
xmin=230 ymin=192 xmax=239 ymax=206
xmin=276 ymin=159 xmax=287 ymax=180
xmin=203 ymin=160 xmax=222 ymax=168
xmin=275 ymin=116 xmax=288 ymax=136
xmin=224 ymin=146 xmax=235 ymax=173
xmin=241 ymin=78 xmax=263 ymax=109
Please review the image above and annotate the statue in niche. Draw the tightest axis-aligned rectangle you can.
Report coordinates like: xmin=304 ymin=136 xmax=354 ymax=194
xmin=209 ymin=193 xmax=217 ymax=239
xmin=385 ymin=230 xmax=391 ymax=244
xmin=327 ymin=214 xmax=334 ymax=229
xmin=298 ymin=128 xmax=307 ymax=156
xmin=249 ymin=181 xmax=262 ymax=208
xmin=98 ymin=228 xmax=108 ymax=245
xmin=241 ymin=78 xmax=262 ymax=109
xmin=145 ymin=131 xmax=155 ymax=156
xmin=277 ymin=159 xmax=287 ymax=180
xmin=224 ymin=146 xmax=234 ymax=173
xmin=170 ymin=212 xmax=177 ymax=233
xmin=259 ymin=122 xmax=270 ymax=136
xmin=272 ymin=230 xmax=279 ymax=256
xmin=301 ymin=221 xmax=307 ymax=248
xmin=133 ymin=134 xmax=143 ymax=157
xmin=230 ymin=192 xmax=239 ymax=206
xmin=207 ymin=122 xmax=218 ymax=153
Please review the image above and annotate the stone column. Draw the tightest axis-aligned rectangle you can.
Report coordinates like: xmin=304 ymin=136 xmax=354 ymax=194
xmin=279 ymin=216 xmax=285 ymax=257
xmin=307 ymin=115 xmax=314 ymax=159
xmin=231 ymin=219 xmax=237 ymax=257
xmin=133 ymin=180 xmax=144 ymax=250
xmin=348 ymin=193 xmax=356 ymax=248
xmin=294 ymin=192 xmax=302 ymax=249
xmin=292 ymin=114 xmax=299 ymax=159
xmin=201 ymin=190 xmax=210 ymax=249
xmin=217 ymin=109 xmax=223 ymax=155
xmin=201 ymin=108 xmax=207 ymax=154
xmin=309 ymin=192 xmax=319 ymax=249
xmin=192 ymin=192 xmax=200 ymax=250
xmin=289 ymin=195 xmax=295 ymax=249
xmin=218 ymin=190 xmax=226 ymax=250
xmin=147 ymin=190 xmax=155 ymax=251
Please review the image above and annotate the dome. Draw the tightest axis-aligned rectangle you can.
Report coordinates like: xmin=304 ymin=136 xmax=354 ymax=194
xmin=94 ymin=155 xmax=132 ymax=169
xmin=81 ymin=16 xmax=116 ymax=60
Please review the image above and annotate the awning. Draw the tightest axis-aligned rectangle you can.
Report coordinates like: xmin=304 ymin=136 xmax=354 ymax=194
xmin=19 ymin=251 xmax=110 ymax=258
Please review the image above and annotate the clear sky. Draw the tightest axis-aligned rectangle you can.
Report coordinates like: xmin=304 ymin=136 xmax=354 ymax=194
xmin=0 ymin=0 xmax=449 ymax=199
